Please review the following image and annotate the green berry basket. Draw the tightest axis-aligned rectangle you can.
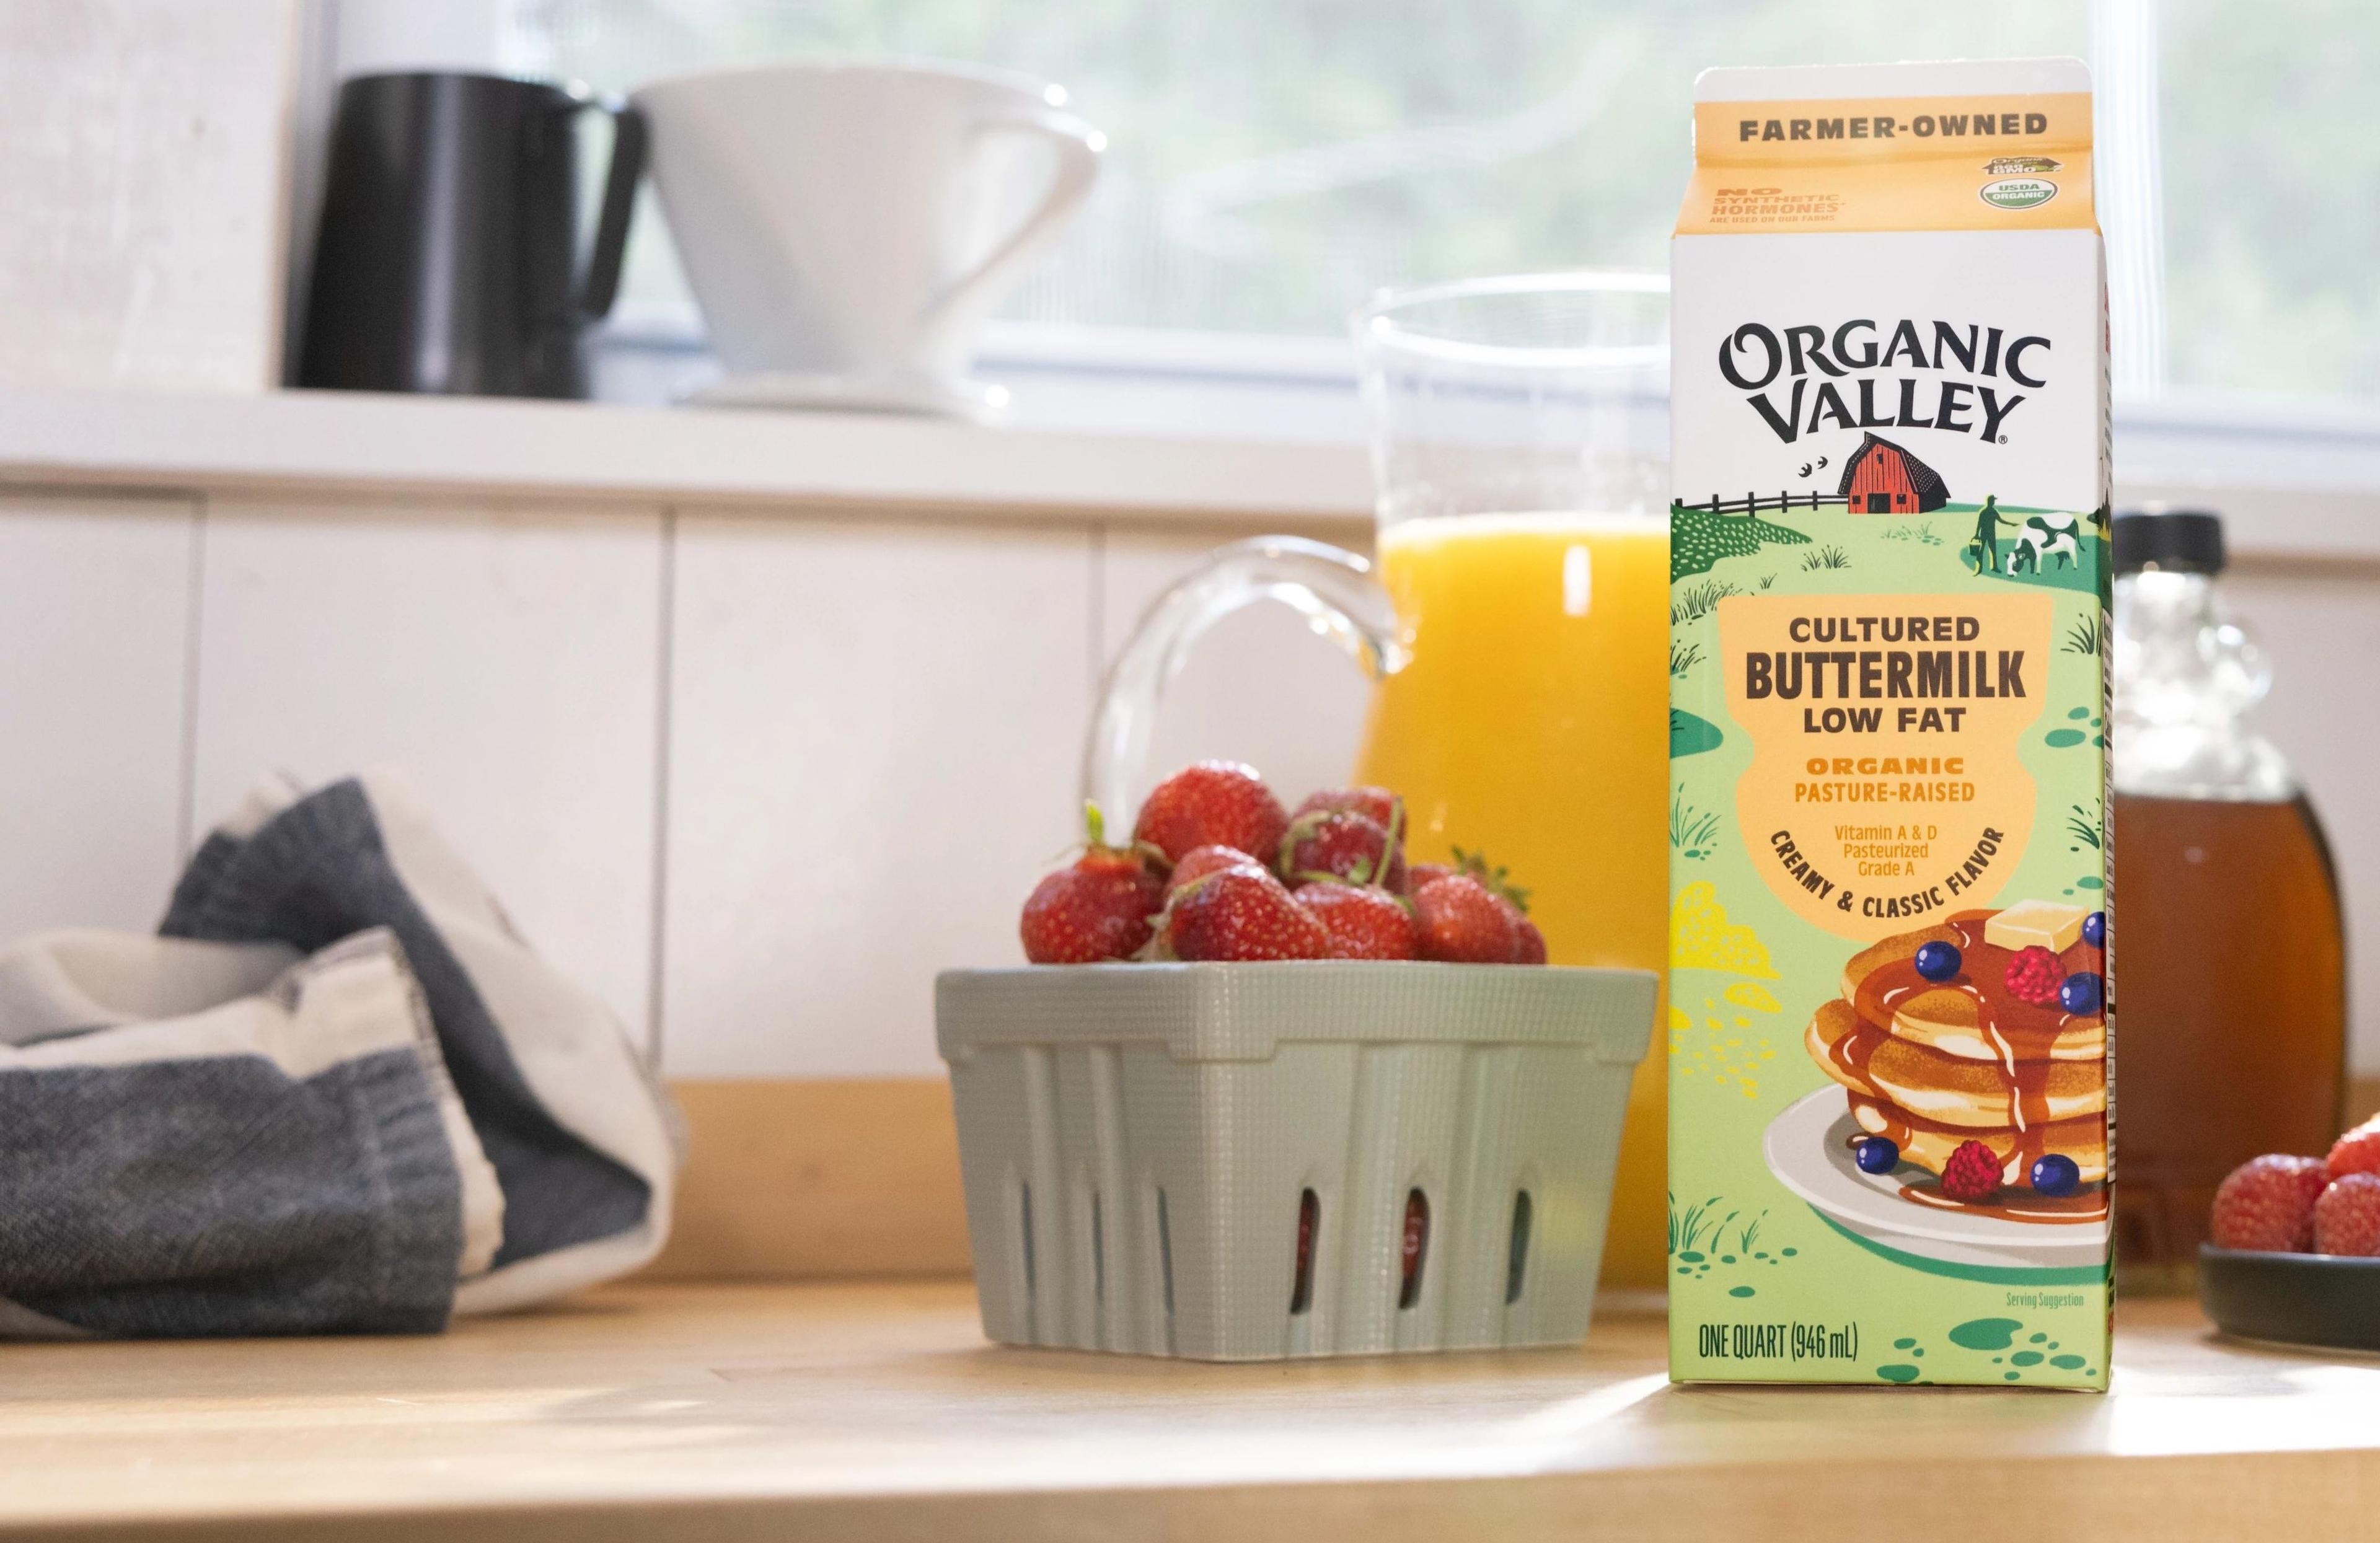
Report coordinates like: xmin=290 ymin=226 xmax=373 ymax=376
xmin=935 ymin=960 xmax=1655 ymax=1361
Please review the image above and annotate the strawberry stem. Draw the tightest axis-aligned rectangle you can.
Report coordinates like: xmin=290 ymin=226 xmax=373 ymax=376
xmin=1372 ymin=798 xmax=1405 ymax=892
xmin=1448 ymin=845 xmax=1530 ymax=912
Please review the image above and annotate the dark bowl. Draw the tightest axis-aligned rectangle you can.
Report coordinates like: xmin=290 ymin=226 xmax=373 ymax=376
xmin=2200 ymin=1244 xmax=2380 ymax=1352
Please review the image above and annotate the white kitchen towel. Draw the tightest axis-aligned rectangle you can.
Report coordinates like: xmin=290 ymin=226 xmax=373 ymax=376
xmin=0 ymin=775 xmax=679 ymax=1337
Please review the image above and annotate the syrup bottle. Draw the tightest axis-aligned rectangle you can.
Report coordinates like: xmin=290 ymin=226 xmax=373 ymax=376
xmin=2110 ymin=510 xmax=2348 ymax=1291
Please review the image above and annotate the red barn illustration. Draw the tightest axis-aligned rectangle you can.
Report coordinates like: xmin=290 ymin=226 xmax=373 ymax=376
xmin=1836 ymin=432 xmax=1950 ymax=513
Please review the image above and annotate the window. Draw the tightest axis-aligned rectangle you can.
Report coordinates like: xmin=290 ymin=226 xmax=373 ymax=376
xmin=488 ymin=0 xmax=2376 ymax=417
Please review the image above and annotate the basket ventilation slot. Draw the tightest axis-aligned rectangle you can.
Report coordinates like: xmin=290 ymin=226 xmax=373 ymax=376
xmin=1505 ymin=1190 xmax=1533 ymax=1305
xmin=1289 ymin=1189 xmax=1319 ymax=1316
xmin=1399 ymin=1189 xmax=1430 ymax=1311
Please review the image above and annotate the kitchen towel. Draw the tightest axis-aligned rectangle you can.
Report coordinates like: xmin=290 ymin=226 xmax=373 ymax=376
xmin=0 ymin=775 xmax=679 ymax=1338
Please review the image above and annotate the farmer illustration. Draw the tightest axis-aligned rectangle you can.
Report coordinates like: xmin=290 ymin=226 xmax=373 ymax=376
xmin=1968 ymin=495 xmax=2004 ymax=575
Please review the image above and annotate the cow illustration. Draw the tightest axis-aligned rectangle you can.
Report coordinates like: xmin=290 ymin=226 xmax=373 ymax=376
xmin=2006 ymin=513 xmax=2081 ymax=574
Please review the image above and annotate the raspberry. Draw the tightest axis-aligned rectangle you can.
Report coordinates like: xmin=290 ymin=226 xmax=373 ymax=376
xmin=1941 ymin=1139 xmax=2003 ymax=1202
xmin=2209 ymin=1153 xmax=2329 ymax=1252
xmin=2326 ymin=1116 xmax=2380 ymax=1180
xmin=2314 ymin=1173 xmax=2380 ymax=1257
xmin=2003 ymin=945 xmax=2065 ymax=1006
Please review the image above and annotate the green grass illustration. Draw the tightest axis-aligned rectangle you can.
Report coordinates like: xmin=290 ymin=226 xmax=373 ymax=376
xmin=2063 ymin=613 xmax=2102 ymax=655
xmin=1669 ymin=640 xmax=1703 ymax=677
xmin=1669 ymin=578 xmax=1737 ymax=626
xmin=1800 ymin=543 xmax=1853 ymax=570
xmin=2066 ymin=805 xmax=2102 ymax=849
xmin=1668 ymin=1193 xmax=1735 ymax=1258
xmin=1670 ymin=786 xmax=1720 ymax=858
xmin=1670 ymin=503 xmax=1812 ymax=581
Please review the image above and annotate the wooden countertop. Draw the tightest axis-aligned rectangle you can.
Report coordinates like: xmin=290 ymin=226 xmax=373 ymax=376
xmin=5 ymin=1281 xmax=2378 ymax=1541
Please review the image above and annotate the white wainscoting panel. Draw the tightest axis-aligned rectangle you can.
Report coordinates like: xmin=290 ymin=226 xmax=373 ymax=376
xmin=662 ymin=511 xmax=1093 ymax=1078
xmin=188 ymin=498 xmax=666 ymax=1047
xmin=0 ymin=493 xmax=196 ymax=936
xmin=1097 ymin=527 xmax=1376 ymax=821
xmin=2226 ymin=565 xmax=2380 ymax=1071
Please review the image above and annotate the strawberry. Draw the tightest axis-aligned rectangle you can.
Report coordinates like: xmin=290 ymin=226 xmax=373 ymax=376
xmin=1279 ymin=807 xmax=1406 ymax=892
xmin=1019 ymin=804 xmax=1164 ymax=964
xmin=1132 ymin=760 xmax=1289 ymax=867
xmin=1166 ymin=864 xmax=1329 ymax=961
xmin=2209 ymin=1153 xmax=2329 ymax=1252
xmin=1412 ymin=874 xmax=1519 ymax=964
xmin=2313 ymin=1172 xmax=2380 ymax=1257
xmin=1408 ymin=861 xmax=1457 ymax=891
xmin=2327 ymin=1115 xmax=2380 ymax=1180
xmin=1940 ymin=1138 xmax=2002 ymax=1202
xmin=1291 ymin=786 xmax=1401 ymax=831
xmin=1409 ymin=848 xmax=1545 ymax=964
xmin=1165 ymin=843 xmax=1263 ymax=900
xmin=1296 ymin=881 xmax=1417 ymax=959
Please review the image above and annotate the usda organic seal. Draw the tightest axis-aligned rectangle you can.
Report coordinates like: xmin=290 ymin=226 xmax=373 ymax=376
xmin=1979 ymin=176 xmax=2058 ymax=211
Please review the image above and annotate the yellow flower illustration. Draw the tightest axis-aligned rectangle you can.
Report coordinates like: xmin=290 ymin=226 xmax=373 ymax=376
xmin=1724 ymin=982 xmax=1781 ymax=1013
xmin=1670 ymin=881 xmax=1781 ymax=978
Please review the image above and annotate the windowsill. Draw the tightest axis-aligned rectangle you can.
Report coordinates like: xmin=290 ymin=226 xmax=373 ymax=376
xmin=0 ymin=379 xmax=2375 ymax=560
xmin=0 ymin=383 xmax=1373 ymax=527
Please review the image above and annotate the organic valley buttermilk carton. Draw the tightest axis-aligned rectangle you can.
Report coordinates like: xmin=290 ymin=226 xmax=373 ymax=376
xmin=1667 ymin=59 xmax=2112 ymax=1387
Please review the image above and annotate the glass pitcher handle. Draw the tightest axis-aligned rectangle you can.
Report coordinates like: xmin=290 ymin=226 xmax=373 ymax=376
xmin=1082 ymin=535 xmax=1411 ymax=827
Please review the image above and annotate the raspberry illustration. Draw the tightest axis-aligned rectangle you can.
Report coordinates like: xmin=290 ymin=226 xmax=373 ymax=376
xmin=2209 ymin=1153 xmax=2329 ymax=1252
xmin=1941 ymin=1139 xmax=2002 ymax=1202
xmin=2313 ymin=1172 xmax=2380 ymax=1257
xmin=2003 ymin=945 xmax=2065 ymax=1007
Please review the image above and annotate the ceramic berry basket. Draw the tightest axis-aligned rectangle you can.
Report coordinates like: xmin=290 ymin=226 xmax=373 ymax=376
xmin=935 ymin=961 xmax=1655 ymax=1361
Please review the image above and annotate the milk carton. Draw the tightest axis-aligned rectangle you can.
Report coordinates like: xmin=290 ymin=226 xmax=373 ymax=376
xmin=1667 ymin=59 xmax=2111 ymax=1387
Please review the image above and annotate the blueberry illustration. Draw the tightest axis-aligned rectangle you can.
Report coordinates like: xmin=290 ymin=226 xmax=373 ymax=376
xmin=2030 ymin=1154 xmax=2081 ymax=1197
xmin=2081 ymin=910 xmax=2105 ymax=949
xmin=1914 ymin=941 xmax=1962 ymax=982
xmin=1855 ymin=1136 xmax=1900 ymax=1174
xmin=2058 ymin=971 xmax=2104 ymax=1015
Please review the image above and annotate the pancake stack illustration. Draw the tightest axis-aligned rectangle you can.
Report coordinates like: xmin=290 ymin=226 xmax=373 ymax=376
xmin=1805 ymin=900 xmax=2109 ymax=1203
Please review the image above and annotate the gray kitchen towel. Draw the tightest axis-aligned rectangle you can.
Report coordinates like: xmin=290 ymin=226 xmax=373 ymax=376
xmin=0 ymin=775 xmax=678 ymax=1337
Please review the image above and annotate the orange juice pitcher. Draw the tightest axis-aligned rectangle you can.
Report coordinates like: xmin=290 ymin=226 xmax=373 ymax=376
xmin=1085 ymin=274 xmax=1675 ymax=1290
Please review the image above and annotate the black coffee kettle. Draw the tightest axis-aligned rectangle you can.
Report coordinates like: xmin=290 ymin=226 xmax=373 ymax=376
xmin=298 ymin=72 xmax=645 ymax=399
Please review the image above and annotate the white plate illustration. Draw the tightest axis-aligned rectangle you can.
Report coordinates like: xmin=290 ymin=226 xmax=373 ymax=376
xmin=1763 ymin=1088 xmax=2109 ymax=1281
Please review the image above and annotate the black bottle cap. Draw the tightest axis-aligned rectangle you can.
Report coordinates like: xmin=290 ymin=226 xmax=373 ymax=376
xmin=2112 ymin=509 xmax=2226 ymax=576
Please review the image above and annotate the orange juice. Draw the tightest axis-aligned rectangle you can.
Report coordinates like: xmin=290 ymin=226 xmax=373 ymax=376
xmin=1354 ymin=511 xmax=1672 ymax=1288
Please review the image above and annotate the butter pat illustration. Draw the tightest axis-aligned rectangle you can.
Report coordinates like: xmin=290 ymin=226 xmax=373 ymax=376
xmin=1983 ymin=899 xmax=2091 ymax=954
